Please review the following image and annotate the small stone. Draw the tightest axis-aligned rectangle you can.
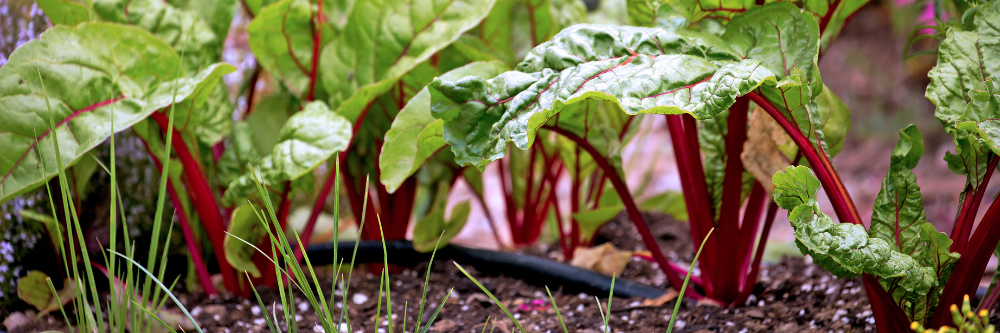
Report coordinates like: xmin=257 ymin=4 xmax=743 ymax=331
xmin=3 ymin=311 xmax=34 ymax=333
xmin=353 ymin=293 xmax=369 ymax=305
xmin=431 ymin=319 xmax=457 ymax=332
xmin=203 ymin=305 xmax=227 ymax=316
xmin=746 ymin=309 xmax=765 ymax=319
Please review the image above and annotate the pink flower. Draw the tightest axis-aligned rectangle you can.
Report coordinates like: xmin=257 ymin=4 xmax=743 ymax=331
xmin=517 ymin=299 xmax=550 ymax=312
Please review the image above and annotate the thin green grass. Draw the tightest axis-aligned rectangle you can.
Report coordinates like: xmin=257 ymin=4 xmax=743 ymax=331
xmin=454 ymin=262 xmax=527 ymax=332
xmin=666 ymin=227 xmax=715 ymax=333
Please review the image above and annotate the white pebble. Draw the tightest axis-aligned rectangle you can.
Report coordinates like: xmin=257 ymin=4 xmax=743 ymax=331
xmin=353 ymin=293 xmax=369 ymax=305
xmin=251 ymin=306 xmax=261 ymax=316
xmin=313 ymin=324 xmax=325 ymax=332
xmin=299 ymin=302 xmax=309 ymax=312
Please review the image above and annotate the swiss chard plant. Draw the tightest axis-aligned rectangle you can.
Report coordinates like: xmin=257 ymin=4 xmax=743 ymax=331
xmin=425 ymin=0 xmax=866 ymax=307
xmin=770 ymin=0 xmax=1000 ymax=330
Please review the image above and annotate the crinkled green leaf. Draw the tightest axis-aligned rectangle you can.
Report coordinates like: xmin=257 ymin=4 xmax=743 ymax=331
xmin=93 ymin=0 xmax=222 ymax=72
xmin=430 ymin=24 xmax=778 ymax=168
xmin=224 ymin=203 xmax=266 ymax=278
xmin=0 ymin=23 xmax=235 ymax=204
xmin=627 ymin=0 xmax=752 ymax=26
xmin=319 ymin=0 xmax=497 ymax=123
xmin=869 ymin=125 xmax=958 ymax=323
xmin=869 ymin=125 xmax=927 ymax=253
xmin=380 ymin=61 xmax=508 ymax=193
xmin=772 ymin=166 xmax=937 ymax=295
xmin=411 ymin=186 xmax=471 ymax=252
xmin=926 ymin=2 xmax=1000 ymax=190
xmin=722 ymin=2 xmax=829 ymax=157
xmin=167 ymin=0 xmax=239 ymax=41
xmin=35 ymin=0 xmax=91 ymax=25
xmin=926 ymin=1 xmax=999 ymax=125
xmin=957 ymin=79 xmax=1000 ymax=156
xmin=248 ymin=0 xmax=336 ymax=99
xmin=93 ymin=0 xmax=236 ymax=144
xmin=222 ymin=101 xmax=352 ymax=205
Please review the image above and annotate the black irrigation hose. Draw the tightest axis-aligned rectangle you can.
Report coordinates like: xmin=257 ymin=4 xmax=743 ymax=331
xmin=304 ymin=240 xmax=667 ymax=300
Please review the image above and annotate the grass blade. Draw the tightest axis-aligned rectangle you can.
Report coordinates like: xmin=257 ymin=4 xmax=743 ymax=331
xmin=545 ymin=286 xmax=568 ymax=333
xmin=666 ymin=227 xmax=715 ymax=333
xmin=417 ymin=287 xmax=454 ymax=333
xmin=454 ymin=263 xmax=526 ymax=332
xmin=108 ymin=250 xmax=203 ymax=333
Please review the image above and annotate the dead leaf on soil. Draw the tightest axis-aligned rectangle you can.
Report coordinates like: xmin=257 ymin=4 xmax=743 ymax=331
xmin=742 ymin=107 xmax=793 ymax=192
xmin=16 ymin=271 xmax=75 ymax=316
xmin=641 ymin=288 xmax=679 ymax=306
xmin=569 ymin=243 xmax=633 ymax=276
xmin=430 ymin=319 xmax=458 ymax=332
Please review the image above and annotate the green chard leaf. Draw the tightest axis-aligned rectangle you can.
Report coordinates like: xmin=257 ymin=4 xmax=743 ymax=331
xmin=771 ymin=166 xmax=937 ymax=297
xmin=225 ymin=203 xmax=267 ymax=278
xmin=627 ymin=0 xmax=753 ymax=27
xmin=523 ymin=0 xmax=589 ymax=47
xmin=91 ymin=0 xmax=236 ymax=144
xmin=475 ymin=0 xmax=587 ymax=66
xmin=166 ymin=0 xmax=239 ymax=41
xmin=721 ymin=2 xmax=832 ymax=158
xmin=380 ymin=61 xmax=509 ymax=193
xmin=248 ymin=0 xmax=336 ymax=100
xmin=429 ymin=23 xmax=778 ymax=169
xmin=319 ymin=0 xmax=498 ymax=123
xmin=222 ymin=101 xmax=352 ymax=205
xmin=926 ymin=2 xmax=1000 ymax=191
xmin=35 ymin=0 xmax=91 ymax=25
xmin=411 ymin=185 xmax=471 ymax=252
xmin=0 ymin=23 xmax=233 ymax=204
xmin=92 ymin=0 xmax=222 ymax=72
xmin=868 ymin=125 xmax=958 ymax=323
xmin=218 ymin=122 xmax=264 ymax=187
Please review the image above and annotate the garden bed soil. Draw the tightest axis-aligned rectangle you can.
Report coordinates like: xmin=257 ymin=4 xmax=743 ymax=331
xmin=173 ymin=214 xmax=877 ymax=333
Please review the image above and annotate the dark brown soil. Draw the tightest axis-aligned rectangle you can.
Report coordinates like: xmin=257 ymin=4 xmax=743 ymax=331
xmin=171 ymin=214 xmax=874 ymax=333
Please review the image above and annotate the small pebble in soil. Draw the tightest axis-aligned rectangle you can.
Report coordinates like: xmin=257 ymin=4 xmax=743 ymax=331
xmin=353 ymin=293 xmax=369 ymax=304
xmin=313 ymin=324 xmax=325 ymax=332
xmin=299 ymin=302 xmax=309 ymax=312
xmin=251 ymin=305 xmax=261 ymax=316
